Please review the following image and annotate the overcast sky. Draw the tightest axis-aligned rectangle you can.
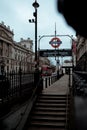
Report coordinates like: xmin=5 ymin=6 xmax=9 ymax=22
xmin=0 ymin=0 xmax=76 ymax=65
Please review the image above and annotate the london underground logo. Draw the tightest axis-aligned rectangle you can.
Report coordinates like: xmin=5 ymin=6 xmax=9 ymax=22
xmin=49 ymin=37 xmax=62 ymax=48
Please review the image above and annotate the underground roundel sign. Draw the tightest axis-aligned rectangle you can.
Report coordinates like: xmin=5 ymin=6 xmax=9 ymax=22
xmin=49 ymin=37 xmax=62 ymax=48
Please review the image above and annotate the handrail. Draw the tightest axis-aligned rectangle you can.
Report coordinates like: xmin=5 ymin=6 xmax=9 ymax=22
xmin=68 ymin=71 xmax=75 ymax=130
xmin=65 ymin=69 xmax=73 ymax=130
xmin=74 ymin=71 xmax=87 ymax=75
xmin=65 ymin=74 xmax=70 ymax=129
xmin=8 ymin=78 xmax=43 ymax=130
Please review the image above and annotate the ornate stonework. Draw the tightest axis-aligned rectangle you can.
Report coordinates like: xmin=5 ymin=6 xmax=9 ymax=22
xmin=0 ymin=30 xmax=12 ymax=42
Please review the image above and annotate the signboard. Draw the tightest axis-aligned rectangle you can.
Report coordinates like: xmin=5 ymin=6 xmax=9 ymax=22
xmin=49 ymin=37 xmax=62 ymax=48
xmin=39 ymin=49 xmax=72 ymax=57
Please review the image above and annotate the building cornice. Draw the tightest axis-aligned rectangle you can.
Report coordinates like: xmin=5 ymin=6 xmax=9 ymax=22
xmin=0 ymin=22 xmax=14 ymax=35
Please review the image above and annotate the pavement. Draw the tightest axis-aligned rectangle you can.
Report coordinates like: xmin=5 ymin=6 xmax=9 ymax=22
xmin=0 ymin=74 xmax=69 ymax=130
xmin=42 ymin=74 xmax=69 ymax=95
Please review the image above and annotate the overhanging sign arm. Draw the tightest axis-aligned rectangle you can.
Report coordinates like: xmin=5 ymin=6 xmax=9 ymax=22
xmin=38 ymin=34 xmax=73 ymax=50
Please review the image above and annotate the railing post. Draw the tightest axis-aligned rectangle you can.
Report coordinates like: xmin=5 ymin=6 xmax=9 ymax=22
xmin=19 ymin=69 xmax=22 ymax=96
xmin=34 ymin=68 xmax=40 ymax=87
xmin=1 ymin=71 xmax=4 ymax=103
xmin=50 ymin=77 xmax=51 ymax=86
xmin=43 ymin=78 xmax=45 ymax=89
xmin=69 ymin=68 xmax=71 ymax=88
xmin=45 ymin=78 xmax=47 ymax=88
xmin=49 ymin=77 xmax=50 ymax=86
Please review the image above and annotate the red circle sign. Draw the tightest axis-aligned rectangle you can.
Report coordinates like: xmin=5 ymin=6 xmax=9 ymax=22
xmin=49 ymin=37 xmax=62 ymax=48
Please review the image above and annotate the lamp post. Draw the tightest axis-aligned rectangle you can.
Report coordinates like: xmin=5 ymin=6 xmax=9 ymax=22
xmin=29 ymin=0 xmax=39 ymax=69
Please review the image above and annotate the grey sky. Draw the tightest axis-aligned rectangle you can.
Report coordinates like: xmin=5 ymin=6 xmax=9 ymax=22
xmin=0 ymin=0 xmax=76 ymax=64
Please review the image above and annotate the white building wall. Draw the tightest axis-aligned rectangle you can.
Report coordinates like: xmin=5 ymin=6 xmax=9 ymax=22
xmin=0 ymin=22 xmax=34 ymax=73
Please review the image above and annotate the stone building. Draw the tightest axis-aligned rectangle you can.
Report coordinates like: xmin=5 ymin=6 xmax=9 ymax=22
xmin=72 ymin=38 xmax=77 ymax=67
xmin=16 ymin=38 xmax=34 ymax=72
xmin=76 ymin=34 xmax=87 ymax=71
xmin=0 ymin=21 xmax=14 ymax=73
xmin=0 ymin=22 xmax=33 ymax=73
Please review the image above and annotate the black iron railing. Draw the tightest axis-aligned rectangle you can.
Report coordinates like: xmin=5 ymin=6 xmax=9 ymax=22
xmin=0 ymin=70 xmax=59 ymax=118
xmin=0 ymin=71 xmax=35 ymax=117
xmin=71 ymin=71 xmax=87 ymax=130
xmin=73 ymin=71 xmax=87 ymax=96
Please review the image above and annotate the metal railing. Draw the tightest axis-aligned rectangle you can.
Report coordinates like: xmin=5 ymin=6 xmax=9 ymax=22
xmin=7 ymin=75 xmax=58 ymax=130
xmin=0 ymin=70 xmax=60 ymax=118
xmin=0 ymin=71 xmax=35 ymax=118
xmin=73 ymin=71 xmax=87 ymax=96
xmin=65 ymin=68 xmax=74 ymax=130
xmin=67 ymin=70 xmax=87 ymax=130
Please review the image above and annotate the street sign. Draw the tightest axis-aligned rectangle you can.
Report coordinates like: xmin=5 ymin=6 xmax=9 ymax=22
xmin=39 ymin=49 xmax=72 ymax=57
xmin=49 ymin=37 xmax=62 ymax=48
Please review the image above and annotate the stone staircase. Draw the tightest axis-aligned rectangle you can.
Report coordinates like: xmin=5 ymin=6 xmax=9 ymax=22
xmin=25 ymin=93 xmax=69 ymax=130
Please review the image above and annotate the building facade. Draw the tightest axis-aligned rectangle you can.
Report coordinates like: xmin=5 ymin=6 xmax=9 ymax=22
xmin=76 ymin=34 xmax=87 ymax=71
xmin=0 ymin=22 xmax=34 ymax=73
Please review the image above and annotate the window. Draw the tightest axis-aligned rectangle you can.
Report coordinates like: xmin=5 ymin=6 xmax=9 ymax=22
xmin=7 ymin=60 xmax=9 ymax=63
xmin=7 ymin=66 xmax=9 ymax=72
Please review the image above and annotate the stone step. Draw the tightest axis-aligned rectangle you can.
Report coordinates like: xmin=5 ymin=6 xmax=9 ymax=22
xmin=35 ymin=102 xmax=67 ymax=108
xmin=25 ymin=94 xmax=69 ymax=130
xmin=37 ymin=99 xmax=67 ymax=104
xmin=27 ymin=126 xmax=65 ymax=130
xmin=40 ymin=93 xmax=70 ymax=97
xmin=37 ymin=94 xmax=70 ymax=102
xmin=31 ymin=115 xmax=66 ymax=122
xmin=32 ymin=111 xmax=66 ymax=117
xmin=33 ymin=106 xmax=67 ymax=112
xmin=39 ymin=92 xmax=67 ymax=97
xmin=38 ymin=96 xmax=68 ymax=100
xmin=30 ymin=120 xmax=65 ymax=128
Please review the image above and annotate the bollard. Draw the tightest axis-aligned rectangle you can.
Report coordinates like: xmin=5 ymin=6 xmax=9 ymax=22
xmin=45 ymin=78 xmax=47 ymax=88
xmin=50 ymin=77 xmax=51 ymax=86
xmin=43 ymin=78 xmax=45 ymax=89
xmin=49 ymin=77 xmax=50 ymax=86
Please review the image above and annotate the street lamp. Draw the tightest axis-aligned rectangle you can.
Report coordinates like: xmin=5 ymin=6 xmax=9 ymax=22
xmin=29 ymin=0 xmax=39 ymax=68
